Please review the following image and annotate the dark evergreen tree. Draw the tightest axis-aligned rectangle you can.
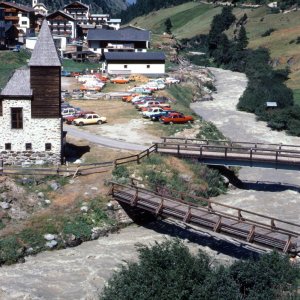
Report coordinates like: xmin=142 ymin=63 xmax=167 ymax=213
xmin=164 ymin=18 xmax=173 ymax=34
xmin=236 ymin=25 xmax=248 ymax=50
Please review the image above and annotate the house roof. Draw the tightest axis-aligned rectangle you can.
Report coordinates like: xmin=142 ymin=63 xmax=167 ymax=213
xmin=87 ymin=28 xmax=150 ymax=42
xmin=0 ymin=2 xmax=34 ymax=12
xmin=46 ymin=10 xmax=75 ymax=21
xmin=120 ymin=25 xmax=146 ymax=31
xmin=1 ymin=69 xmax=32 ymax=97
xmin=29 ymin=19 xmax=61 ymax=67
xmin=104 ymin=52 xmax=165 ymax=61
xmin=33 ymin=3 xmax=47 ymax=9
xmin=107 ymin=19 xmax=121 ymax=23
xmin=64 ymin=1 xmax=89 ymax=10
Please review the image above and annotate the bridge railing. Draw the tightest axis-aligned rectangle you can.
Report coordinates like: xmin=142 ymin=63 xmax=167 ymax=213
xmin=154 ymin=141 xmax=300 ymax=165
xmin=160 ymin=137 xmax=300 ymax=151
xmin=109 ymin=181 xmax=300 ymax=252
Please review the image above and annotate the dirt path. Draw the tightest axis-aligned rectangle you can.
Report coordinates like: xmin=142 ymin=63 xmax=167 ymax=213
xmin=191 ymin=67 xmax=300 ymax=225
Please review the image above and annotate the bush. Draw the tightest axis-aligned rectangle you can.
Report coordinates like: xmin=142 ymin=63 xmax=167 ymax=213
xmin=261 ymin=28 xmax=276 ymax=37
xmin=100 ymin=240 xmax=300 ymax=300
xmin=112 ymin=165 xmax=130 ymax=179
xmin=0 ymin=236 xmax=23 ymax=265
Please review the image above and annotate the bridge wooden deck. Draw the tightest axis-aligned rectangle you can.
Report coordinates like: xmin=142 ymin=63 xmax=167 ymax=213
xmin=109 ymin=182 xmax=300 ymax=254
xmin=154 ymin=137 xmax=300 ymax=170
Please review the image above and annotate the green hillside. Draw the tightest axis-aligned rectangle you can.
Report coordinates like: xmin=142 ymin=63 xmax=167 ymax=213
xmin=130 ymin=2 xmax=300 ymax=90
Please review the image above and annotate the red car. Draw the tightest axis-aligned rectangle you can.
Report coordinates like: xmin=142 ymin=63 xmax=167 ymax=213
xmin=64 ymin=111 xmax=95 ymax=124
xmin=160 ymin=112 xmax=194 ymax=124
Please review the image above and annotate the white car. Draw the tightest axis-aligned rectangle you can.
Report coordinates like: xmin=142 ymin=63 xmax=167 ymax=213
xmin=165 ymin=77 xmax=180 ymax=84
xmin=142 ymin=107 xmax=165 ymax=118
xmin=74 ymin=114 xmax=107 ymax=126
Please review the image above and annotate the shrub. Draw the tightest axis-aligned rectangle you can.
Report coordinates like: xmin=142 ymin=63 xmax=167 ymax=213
xmin=112 ymin=165 xmax=130 ymax=179
xmin=261 ymin=28 xmax=276 ymax=37
xmin=0 ymin=236 xmax=23 ymax=265
xmin=101 ymin=240 xmax=300 ymax=300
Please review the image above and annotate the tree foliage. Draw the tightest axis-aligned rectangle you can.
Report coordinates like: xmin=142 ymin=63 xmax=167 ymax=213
xmin=100 ymin=240 xmax=299 ymax=300
xmin=165 ymin=18 xmax=173 ymax=34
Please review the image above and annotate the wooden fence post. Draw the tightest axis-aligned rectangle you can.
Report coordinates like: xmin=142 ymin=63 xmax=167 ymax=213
xmin=0 ymin=160 xmax=3 ymax=176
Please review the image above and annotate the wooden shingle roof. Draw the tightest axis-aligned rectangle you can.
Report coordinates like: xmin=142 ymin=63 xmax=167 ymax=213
xmin=1 ymin=69 xmax=32 ymax=97
xmin=29 ymin=19 xmax=61 ymax=67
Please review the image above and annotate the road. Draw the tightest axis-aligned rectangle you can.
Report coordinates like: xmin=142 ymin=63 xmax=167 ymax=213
xmin=65 ymin=125 xmax=148 ymax=151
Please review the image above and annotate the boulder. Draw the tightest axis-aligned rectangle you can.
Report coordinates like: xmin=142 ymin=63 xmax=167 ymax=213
xmin=0 ymin=202 xmax=11 ymax=210
xmin=45 ymin=240 xmax=58 ymax=249
xmin=49 ymin=182 xmax=60 ymax=191
xmin=43 ymin=233 xmax=56 ymax=241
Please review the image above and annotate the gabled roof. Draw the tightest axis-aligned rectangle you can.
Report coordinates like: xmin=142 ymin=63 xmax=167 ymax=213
xmin=0 ymin=2 xmax=34 ymax=12
xmin=33 ymin=3 xmax=47 ymax=9
xmin=104 ymin=52 xmax=165 ymax=61
xmin=1 ymin=69 xmax=32 ymax=97
xmin=87 ymin=28 xmax=150 ymax=42
xmin=120 ymin=25 xmax=147 ymax=31
xmin=64 ymin=1 xmax=89 ymax=10
xmin=46 ymin=10 xmax=75 ymax=21
xmin=29 ymin=19 xmax=61 ymax=67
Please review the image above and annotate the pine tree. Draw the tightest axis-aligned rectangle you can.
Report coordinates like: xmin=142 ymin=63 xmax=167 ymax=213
xmin=164 ymin=18 xmax=173 ymax=34
xmin=236 ymin=25 xmax=248 ymax=51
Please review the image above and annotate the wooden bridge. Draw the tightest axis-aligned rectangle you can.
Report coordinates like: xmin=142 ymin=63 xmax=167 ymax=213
xmin=154 ymin=137 xmax=300 ymax=170
xmin=109 ymin=181 xmax=300 ymax=254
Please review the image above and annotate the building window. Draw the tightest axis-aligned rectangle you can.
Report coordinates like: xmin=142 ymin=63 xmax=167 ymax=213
xmin=25 ymin=143 xmax=32 ymax=151
xmin=147 ymin=65 xmax=150 ymax=69
xmin=22 ymin=21 xmax=27 ymax=25
xmin=45 ymin=143 xmax=52 ymax=151
xmin=11 ymin=108 xmax=23 ymax=129
xmin=5 ymin=143 xmax=11 ymax=150
xmin=124 ymin=65 xmax=128 ymax=69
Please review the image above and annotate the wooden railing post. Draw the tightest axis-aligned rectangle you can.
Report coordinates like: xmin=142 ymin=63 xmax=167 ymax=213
xmin=137 ymin=155 xmax=140 ymax=164
xmin=0 ymin=160 xmax=3 ymax=176
xmin=200 ymin=146 xmax=203 ymax=158
xmin=224 ymin=147 xmax=227 ymax=158
xmin=177 ymin=144 xmax=180 ymax=155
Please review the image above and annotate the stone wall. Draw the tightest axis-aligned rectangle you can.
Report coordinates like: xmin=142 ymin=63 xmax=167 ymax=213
xmin=0 ymin=99 xmax=62 ymax=166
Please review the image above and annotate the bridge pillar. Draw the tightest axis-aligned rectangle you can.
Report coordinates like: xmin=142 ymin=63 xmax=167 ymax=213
xmin=207 ymin=165 xmax=244 ymax=189
xmin=117 ymin=201 xmax=157 ymax=224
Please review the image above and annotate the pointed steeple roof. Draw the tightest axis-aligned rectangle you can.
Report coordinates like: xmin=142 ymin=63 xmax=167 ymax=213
xmin=29 ymin=19 xmax=61 ymax=67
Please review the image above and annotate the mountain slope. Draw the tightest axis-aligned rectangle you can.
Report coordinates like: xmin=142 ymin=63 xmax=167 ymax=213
xmin=18 ymin=0 xmax=127 ymax=15
xmin=129 ymin=2 xmax=300 ymax=89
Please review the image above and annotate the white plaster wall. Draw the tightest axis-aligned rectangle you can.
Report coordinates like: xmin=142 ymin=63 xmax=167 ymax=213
xmin=25 ymin=38 xmax=36 ymax=50
xmin=0 ymin=99 xmax=62 ymax=153
xmin=107 ymin=63 xmax=165 ymax=75
xmin=18 ymin=13 xmax=30 ymax=30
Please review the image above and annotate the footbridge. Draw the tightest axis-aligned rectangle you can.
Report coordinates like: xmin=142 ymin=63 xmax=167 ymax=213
xmin=109 ymin=181 xmax=300 ymax=254
xmin=154 ymin=137 xmax=300 ymax=171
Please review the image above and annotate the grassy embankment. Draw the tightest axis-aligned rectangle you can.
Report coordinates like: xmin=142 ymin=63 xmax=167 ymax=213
xmin=130 ymin=2 xmax=300 ymax=101
xmin=0 ymin=50 xmax=30 ymax=90
xmin=0 ymin=50 xmax=100 ymax=90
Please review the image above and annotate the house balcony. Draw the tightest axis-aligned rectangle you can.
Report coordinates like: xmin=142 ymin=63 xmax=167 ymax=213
xmin=5 ymin=16 xmax=18 ymax=21
xmin=106 ymin=43 xmax=135 ymax=50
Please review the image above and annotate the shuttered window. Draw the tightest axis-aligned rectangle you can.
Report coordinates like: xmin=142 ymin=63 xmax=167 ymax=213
xmin=11 ymin=108 xmax=23 ymax=129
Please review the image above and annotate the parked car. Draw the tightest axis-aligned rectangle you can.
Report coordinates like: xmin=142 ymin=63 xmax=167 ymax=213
xmin=61 ymin=107 xmax=80 ymax=117
xmin=136 ymin=100 xmax=170 ymax=111
xmin=110 ymin=77 xmax=129 ymax=84
xmin=61 ymin=70 xmax=71 ymax=77
xmin=165 ymin=77 xmax=180 ymax=84
xmin=128 ymin=87 xmax=152 ymax=95
xmin=160 ymin=112 xmax=194 ymax=124
xmin=149 ymin=110 xmax=178 ymax=121
xmin=74 ymin=114 xmax=107 ymax=126
xmin=142 ymin=107 xmax=165 ymax=118
xmin=64 ymin=111 xmax=95 ymax=124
